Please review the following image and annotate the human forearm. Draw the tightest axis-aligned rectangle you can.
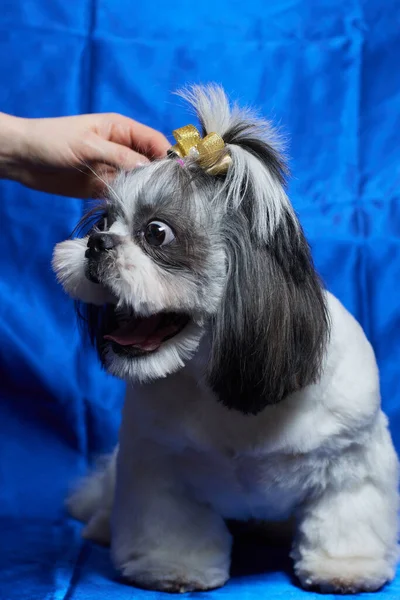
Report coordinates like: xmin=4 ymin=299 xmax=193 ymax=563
xmin=0 ymin=112 xmax=27 ymax=181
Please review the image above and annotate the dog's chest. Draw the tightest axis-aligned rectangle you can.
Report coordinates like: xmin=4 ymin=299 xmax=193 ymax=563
xmin=174 ymin=445 xmax=311 ymax=520
xmin=129 ymin=374 xmax=320 ymax=521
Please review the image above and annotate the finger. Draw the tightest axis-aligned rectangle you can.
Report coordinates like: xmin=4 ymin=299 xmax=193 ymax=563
xmin=108 ymin=115 xmax=171 ymax=159
xmin=130 ymin=124 xmax=171 ymax=159
xmin=88 ymin=137 xmax=150 ymax=170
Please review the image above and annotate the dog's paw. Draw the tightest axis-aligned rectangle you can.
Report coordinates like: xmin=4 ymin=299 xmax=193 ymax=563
xmin=294 ymin=555 xmax=394 ymax=594
xmin=120 ymin=558 xmax=229 ymax=593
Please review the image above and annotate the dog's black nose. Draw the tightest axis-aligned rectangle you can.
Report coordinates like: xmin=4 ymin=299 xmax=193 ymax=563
xmin=86 ymin=233 xmax=117 ymax=256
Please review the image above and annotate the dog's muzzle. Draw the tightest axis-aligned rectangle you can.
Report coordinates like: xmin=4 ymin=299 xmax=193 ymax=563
xmin=85 ymin=233 xmax=119 ymax=284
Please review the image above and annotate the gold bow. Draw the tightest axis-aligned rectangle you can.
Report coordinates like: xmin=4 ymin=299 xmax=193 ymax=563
xmin=168 ymin=124 xmax=231 ymax=175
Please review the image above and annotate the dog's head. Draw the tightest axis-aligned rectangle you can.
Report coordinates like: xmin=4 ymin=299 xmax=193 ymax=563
xmin=53 ymin=85 xmax=329 ymax=413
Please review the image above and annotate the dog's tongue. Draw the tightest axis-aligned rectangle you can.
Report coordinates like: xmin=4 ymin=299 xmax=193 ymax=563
xmin=104 ymin=315 xmax=179 ymax=352
xmin=104 ymin=315 xmax=162 ymax=351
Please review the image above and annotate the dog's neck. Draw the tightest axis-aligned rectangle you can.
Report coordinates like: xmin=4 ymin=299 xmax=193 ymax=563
xmin=184 ymin=331 xmax=212 ymax=380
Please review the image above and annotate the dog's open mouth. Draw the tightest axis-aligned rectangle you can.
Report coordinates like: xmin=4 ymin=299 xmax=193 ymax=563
xmin=104 ymin=311 xmax=190 ymax=357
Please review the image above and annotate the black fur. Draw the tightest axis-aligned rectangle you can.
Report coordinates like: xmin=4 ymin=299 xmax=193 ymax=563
xmin=71 ymin=116 xmax=329 ymax=414
xmin=206 ymin=116 xmax=330 ymax=416
xmin=70 ymin=202 xmax=108 ymax=239
xmin=75 ymin=301 xmax=117 ymax=368
xmin=133 ymin=164 xmax=214 ymax=277
xmin=208 ymin=208 xmax=330 ymax=414
xmin=223 ymin=122 xmax=288 ymax=185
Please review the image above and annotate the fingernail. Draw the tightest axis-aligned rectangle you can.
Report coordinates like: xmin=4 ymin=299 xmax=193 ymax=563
xmin=135 ymin=160 xmax=150 ymax=168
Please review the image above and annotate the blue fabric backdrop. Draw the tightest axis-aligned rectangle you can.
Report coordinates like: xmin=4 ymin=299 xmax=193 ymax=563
xmin=1 ymin=1 xmax=400 ymax=598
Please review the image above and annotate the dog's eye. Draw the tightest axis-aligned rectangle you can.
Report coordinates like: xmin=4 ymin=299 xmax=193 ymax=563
xmin=144 ymin=221 xmax=175 ymax=247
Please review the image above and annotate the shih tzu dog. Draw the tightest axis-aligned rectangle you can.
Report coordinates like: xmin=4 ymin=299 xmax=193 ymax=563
xmin=53 ymin=85 xmax=399 ymax=594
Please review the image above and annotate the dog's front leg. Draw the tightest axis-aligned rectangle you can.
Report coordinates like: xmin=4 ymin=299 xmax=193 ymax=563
xmin=111 ymin=435 xmax=232 ymax=593
xmin=291 ymin=419 xmax=399 ymax=594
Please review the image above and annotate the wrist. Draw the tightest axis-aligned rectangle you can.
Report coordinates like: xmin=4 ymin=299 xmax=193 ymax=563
xmin=0 ymin=113 xmax=28 ymax=180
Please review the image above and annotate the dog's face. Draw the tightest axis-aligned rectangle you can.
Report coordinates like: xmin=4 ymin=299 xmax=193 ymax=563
xmin=53 ymin=85 xmax=329 ymax=414
xmin=53 ymin=161 xmax=227 ymax=382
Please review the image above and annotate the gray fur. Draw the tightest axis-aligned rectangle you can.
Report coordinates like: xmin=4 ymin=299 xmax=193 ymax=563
xmin=54 ymin=84 xmax=330 ymax=412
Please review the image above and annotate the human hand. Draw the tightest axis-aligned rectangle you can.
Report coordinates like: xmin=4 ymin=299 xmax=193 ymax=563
xmin=0 ymin=112 xmax=171 ymax=198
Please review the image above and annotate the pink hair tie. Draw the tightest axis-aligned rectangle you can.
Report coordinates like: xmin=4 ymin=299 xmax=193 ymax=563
xmin=176 ymin=158 xmax=185 ymax=167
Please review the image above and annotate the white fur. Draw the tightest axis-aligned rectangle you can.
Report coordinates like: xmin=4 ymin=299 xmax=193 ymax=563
xmin=223 ymin=144 xmax=292 ymax=238
xmin=179 ymin=84 xmax=293 ymax=240
xmin=56 ymin=85 xmax=399 ymax=594
xmin=68 ymin=292 xmax=399 ymax=593
xmin=178 ymin=84 xmax=286 ymax=153
xmin=53 ymin=222 xmax=200 ymax=316
xmin=52 ymin=237 xmax=112 ymax=305
xmin=104 ymin=320 xmax=204 ymax=382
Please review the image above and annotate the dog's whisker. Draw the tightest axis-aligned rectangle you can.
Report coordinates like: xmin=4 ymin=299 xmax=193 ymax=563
xmin=77 ymin=160 xmax=125 ymax=206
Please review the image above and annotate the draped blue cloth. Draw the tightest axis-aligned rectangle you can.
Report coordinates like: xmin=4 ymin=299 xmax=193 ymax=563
xmin=1 ymin=1 xmax=399 ymax=598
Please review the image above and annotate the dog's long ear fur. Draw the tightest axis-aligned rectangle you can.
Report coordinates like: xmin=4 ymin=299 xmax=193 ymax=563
xmin=181 ymin=85 xmax=330 ymax=414
xmin=208 ymin=208 xmax=330 ymax=414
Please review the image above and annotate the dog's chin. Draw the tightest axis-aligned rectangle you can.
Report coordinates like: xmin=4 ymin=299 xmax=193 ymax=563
xmin=96 ymin=305 xmax=205 ymax=382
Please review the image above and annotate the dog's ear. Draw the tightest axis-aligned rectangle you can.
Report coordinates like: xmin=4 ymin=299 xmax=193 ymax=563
xmin=187 ymin=85 xmax=330 ymax=413
xmin=207 ymin=208 xmax=329 ymax=414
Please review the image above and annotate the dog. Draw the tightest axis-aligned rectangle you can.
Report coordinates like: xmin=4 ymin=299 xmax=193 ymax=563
xmin=53 ymin=85 xmax=399 ymax=594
